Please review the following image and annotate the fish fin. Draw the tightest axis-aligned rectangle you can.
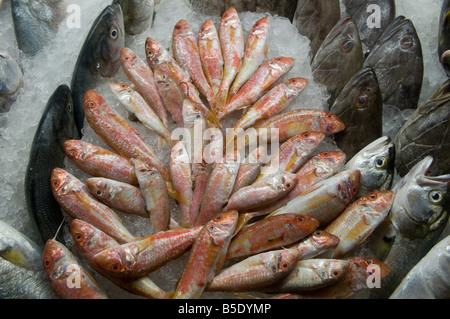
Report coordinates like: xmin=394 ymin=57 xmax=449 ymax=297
xmin=167 ymin=185 xmax=189 ymax=205
xmin=234 ymin=292 xmax=261 ymax=299
xmin=211 ymin=90 xmax=228 ymax=118
xmin=158 ymin=136 xmax=167 ymax=147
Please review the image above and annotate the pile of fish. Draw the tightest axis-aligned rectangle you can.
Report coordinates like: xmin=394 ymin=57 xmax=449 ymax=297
xmin=1 ymin=0 xmax=449 ymax=300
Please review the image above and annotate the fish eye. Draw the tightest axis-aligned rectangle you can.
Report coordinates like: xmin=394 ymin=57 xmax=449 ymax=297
xmin=285 ymin=183 xmax=291 ymax=188
xmin=74 ymin=233 xmax=83 ymax=242
xmin=67 ymin=101 xmax=73 ymax=112
xmin=355 ymin=94 xmax=368 ymax=109
xmin=331 ymin=270 xmax=341 ymax=278
xmin=214 ymin=215 xmax=222 ymax=221
xmin=96 ymin=190 xmax=102 ymax=196
xmin=147 ymin=50 xmax=154 ymax=57
xmin=369 ymin=194 xmax=377 ymax=200
xmin=43 ymin=258 xmax=52 ymax=269
xmin=341 ymin=39 xmax=353 ymax=52
xmin=109 ymin=27 xmax=118 ymax=39
xmin=401 ymin=36 xmax=414 ymax=49
xmin=375 ymin=156 xmax=387 ymax=168
xmin=297 ymin=217 xmax=303 ymax=222
xmin=111 ymin=264 xmax=121 ymax=272
xmin=282 ymin=263 xmax=289 ymax=269
xmin=429 ymin=190 xmax=443 ymax=203
xmin=313 ymin=230 xmax=322 ymax=235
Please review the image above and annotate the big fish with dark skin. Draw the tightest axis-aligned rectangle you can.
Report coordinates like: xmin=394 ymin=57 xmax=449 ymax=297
xmin=330 ymin=67 xmax=383 ymax=159
xmin=394 ymin=79 xmax=450 ymax=177
xmin=25 ymin=85 xmax=78 ymax=245
xmin=311 ymin=17 xmax=363 ymax=108
xmin=438 ymin=0 xmax=450 ymax=77
xmin=363 ymin=16 xmax=423 ymax=111
xmin=71 ymin=4 xmax=125 ymax=137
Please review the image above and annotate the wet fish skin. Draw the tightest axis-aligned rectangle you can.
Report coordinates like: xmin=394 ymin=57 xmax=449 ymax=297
xmin=343 ymin=0 xmax=396 ymax=58
xmin=438 ymin=0 xmax=450 ymax=76
xmin=63 ymin=139 xmax=138 ymax=186
xmin=394 ymin=79 xmax=450 ymax=177
xmin=154 ymin=69 xmax=185 ymax=125
xmin=0 ymin=46 xmax=23 ymax=112
xmin=330 ymin=68 xmax=383 ymax=159
xmin=363 ymin=15 xmax=423 ymax=111
xmin=311 ymin=17 xmax=363 ymax=107
xmin=113 ymin=0 xmax=154 ymax=35
xmin=71 ymin=4 xmax=125 ymax=137
xmin=11 ymin=0 xmax=67 ymax=56
xmin=231 ymin=145 xmax=268 ymax=194
xmin=25 ymin=84 xmax=78 ymax=245
xmin=345 ymin=136 xmax=395 ymax=197
xmin=43 ymin=239 xmax=109 ymax=299
xmin=293 ymin=230 xmax=341 ymax=260
xmin=173 ymin=210 xmax=239 ymax=299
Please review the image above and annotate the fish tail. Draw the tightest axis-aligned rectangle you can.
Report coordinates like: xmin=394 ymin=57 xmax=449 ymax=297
xmin=167 ymin=183 xmax=189 ymax=205
xmin=211 ymin=90 xmax=228 ymax=119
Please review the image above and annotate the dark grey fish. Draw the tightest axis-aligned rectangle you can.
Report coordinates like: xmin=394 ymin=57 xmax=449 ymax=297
xmin=342 ymin=0 xmax=396 ymax=59
xmin=394 ymin=79 xmax=450 ymax=177
xmin=113 ymin=0 xmax=154 ymax=35
xmin=70 ymin=3 xmax=125 ymax=137
xmin=0 ymin=46 xmax=23 ymax=113
xmin=293 ymin=0 xmax=341 ymax=59
xmin=311 ymin=17 xmax=363 ymax=108
xmin=330 ymin=67 xmax=383 ymax=159
xmin=25 ymin=84 xmax=79 ymax=245
xmin=364 ymin=16 xmax=423 ymax=111
xmin=438 ymin=0 xmax=450 ymax=77
xmin=11 ymin=0 xmax=67 ymax=56
xmin=0 ymin=220 xmax=56 ymax=299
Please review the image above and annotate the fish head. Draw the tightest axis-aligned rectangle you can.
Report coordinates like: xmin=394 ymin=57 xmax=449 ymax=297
xmin=120 ymin=47 xmax=140 ymax=68
xmin=311 ymin=151 xmax=347 ymax=177
xmin=268 ymin=57 xmax=295 ymax=75
xmin=63 ymin=139 xmax=85 ymax=161
xmin=325 ymin=259 xmax=350 ymax=282
xmin=199 ymin=19 xmax=217 ymax=40
xmin=85 ymin=178 xmax=109 ymax=200
xmin=274 ymin=172 xmax=297 ymax=193
xmin=292 ymin=131 xmax=325 ymax=156
xmin=347 ymin=257 xmax=390 ymax=289
xmin=132 ymin=157 xmax=160 ymax=181
xmin=83 ymin=89 xmax=106 ymax=113
xmin=42 ymin=239 xmax=70 ymax=280
xmin=0 ymin=46 xmax=23 ymax=96
xmin=251 ymin=16 xmax=270 ymax=36
xmin=50 ymin=84 xmax=79 ymax=140
xmin=346 ymin=136 xmax=395 ymax=194
xmin=284 ymin=78 xmax=309 ymax=98
xmin=336 ymin=169 xmax=361 ymax=204
xmin=70 ymin=219 xmax=117 ymax=257
xmin=170 ymin=141 xmax=190 ymax=164
xmin=173 ymin=19 xmax=194 ymax=37
xmin=391 ymin=156 xmax=450 ymax=238
xmin=109 ymin=82 xmax=133 ymax=101
xmin=145 ymin=37 xmax=168 ymax=67
xmin=50 ymin=168 xmax=73 ymax=197
xmin=221 ymin=6 xmax=240 ymax=25
xmin=260 ymin=249 xmax=300 ymax=275
xmin=284 ymin=214 xmax=320 ymax=238
xmin=206 ymin=210 xmax=239 ymax=245
xmin=92 ymin=247 xmax=129 ymax=277
xmin=317 ymin=111 xmax=346 ymax=134
xmin=355 ymin=190 xmax=394 ymax=224
xmin=309 ymin=230 xmax=340 ymax=250
xmin=182 ymin=98 xmax=204 ymax=127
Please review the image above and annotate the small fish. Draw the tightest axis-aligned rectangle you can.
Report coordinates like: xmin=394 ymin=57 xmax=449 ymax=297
xmin=231 ymin=145 xmax=268 ymax=194
xmin=228 ymin=16 xmax=269 ymax=98
xmin=113 ymin=0 xmax=154 ymax=35
xmin=51 ymin=168 xmax=137 ymax=244
xmin=43 ymin=239 xmax=109 ymax=299
xmin=330 ymin=68 xmax=383 ymax=159
xmin=198 ymin=19 xmax=224 ymax=96
xmin=292 ymin=230 xmax=341 ymax=260
xmin=25 ymin=85 xmax=78 ymax=245
xmin=226 ymin=214 xmax=319 ymax=260
xmin=70 ymin=219 xmax=172 ymax=299
xmin=218 ymin=57 xmax=295 ymax=119
xmin=71 ymin=4 xmax=125 ymax=137
xmin=133 ymin=158 xmax=170 ymax=233
xmin=120 ymin=47 xmax=169 ymax=128
xmin=63 ymin=139 xmax=138 ymax=186
xmin=311 ymin=17 xmax=363 ymax=107
xmin=173 ymin=210 xmax=239 ymax=299
xmin=0 ymin=46 xmax=23 ymax=113
xmin=438 ymin=0 xmax=450 ymax=76
xmin=172 ymin=19 xmax=215 ymax=105
xmin=213 ymin=7 xmax=245 ymax=114
xmin=345 ymin=136 xmax=395 ymax=197
xmin=363 ymin=16 xmax=423 ymax=111
xmin=207 ymin=249 xmax=299 ymax=292
xmin=154 ymin=69 xmax=185 ymax=125
xmin=110 ymin=82 xmax=172 ymax=146
xmin=86 ymin=177 xmax=148 ymax=218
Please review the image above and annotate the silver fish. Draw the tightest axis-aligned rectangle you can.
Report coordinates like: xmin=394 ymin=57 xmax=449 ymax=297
xmin=438 ymin=0 xmax=450 ymax=76
xmin=0 ymin=46 xmax=23 ymax=112
xmin=113 ymin=0 xmax=154 ymax=35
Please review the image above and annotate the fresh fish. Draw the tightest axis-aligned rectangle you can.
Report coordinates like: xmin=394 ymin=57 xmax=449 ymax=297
xmin=293 ymin=0 xmax=341 ymax=59
xmin=154 ymin=69 xmax=185 ymax=126
xmin=132 ymin=158 xmax=170 ymax=233
xmin=330 ymin=68 xmax=383 ymax=159
xmin=218 ymin=57 xmax=295 ymax=119
xmin=63 ymin=139 xmax=138 ymax=186
xmin=364 ymin=156 xmax=450 ymax=299
xmin=311 ymin=17 xmax=363 ymax=107
xmin=226 ymin=214 xmax=319 ymax=260
xmin=11 ymin=0 xmax=67 ymax=55
xmin=438 ymin=0 xmax=450 ymax=76
xmin=267 ymin=259 xmax=350 ymax=292
xmin=224 ymin=170 xmax=297 ymax=212
xmin=207 ymin=249 xmax=300 ymax=292
xmin=293 ymin=230 xmax=341 ymax=260
xmin=173 ymin=210 xmax=239 ymax=299
xmin=390 ymin=235 xmax=450 ymax=299
xmin=91 ymin=226 xmax=202 ymax=280
xmin=113 ymin=0 xmax=154 ymax=35
xmin=70 ymin=219 xmax=172 ymax=299
xmin=198 ymin=19 xmax=224 ymax=96
xmin=86 ymin=178 xmax=148 ymax=218
xmin=0 ymin=220 xmax=55 ymax=299
xmin=270 ymin=169 xmax=361 ymax=226
xmin=394 ymin=79 xmax=450 ymax=177
xmin=363 ymin=16 xmax=423 ymax=111
xmin=254 ymin=109 xmax=345 ymax=143
xmin=43 ymin=239 xmax=109 ymax=299
xmin=323 ymin=190 xmax=394 ymax=258
xmin=83 ymin=89 xmax=170 ymax=183
xmin=25 ymin=85 xmax=78 ymax=245
xmin=110 ymin=82 xmax=172 ymax=146
xmin=342 ymin=0 xmax=396 ymax=58
xmin=172 ymin=19 xmax=215 ymax=105
xmin=0 ymin=46 xmax=23 ymax=112
xmin=228 ymin=16 xmax=269 ymax=98
xmin=120 ymin=47 xmax=169 ymax=128
xmin=170 ymin=141 xmax=193 ymax=228
xmin=71 ymin=4 xmax=125 ymax=137
xmin=231 ymin=145 xmax=268 ymax=194
xmin=51 ymin=168 xmax=137 ymax=244
xmin=213 ymin=7 xmax=245 ymax=114
xmin=345 ymin=136 xmax=394 ymax=198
